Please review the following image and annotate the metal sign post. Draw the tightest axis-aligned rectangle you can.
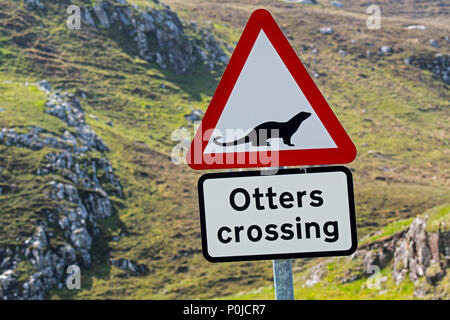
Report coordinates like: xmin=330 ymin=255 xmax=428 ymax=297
xmin=273 ymin=259 xmax=294 ymax=300
xmin=272 ymin=166 xmax=294 ymax=300
xmin=187 ymin=8 xmax=359 ymax=303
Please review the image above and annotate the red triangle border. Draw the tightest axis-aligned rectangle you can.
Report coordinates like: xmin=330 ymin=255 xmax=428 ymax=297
xmin=187 ymin=9 xmax=357 ymax=170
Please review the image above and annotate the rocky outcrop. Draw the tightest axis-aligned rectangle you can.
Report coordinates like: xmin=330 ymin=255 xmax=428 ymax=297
xmin=405 ymin=54 xmax=449 ymax=84
xmin=391 ymin=217 xmax=448 ymax=293
xmin=354 ymin=215 xmax=449 ymax=298
xmin=304 ymin=262 xmax=327 ymax=288
xmin=301 ymin=214 xmax=448 ymax=298
xmin=0 ymin=91 xmax=108 ymax=154
xmin=73 ymin=0 xmax=228 ymax=73
xmin=24 ymin=0 xmax=45 ymax=10
xmin=46 ymin=93 xmax=108 ymax=152
xmin=0 ymin=127 xmax=69 ymax=151
xmin=0 ymin=81 xmax=124 ymax=299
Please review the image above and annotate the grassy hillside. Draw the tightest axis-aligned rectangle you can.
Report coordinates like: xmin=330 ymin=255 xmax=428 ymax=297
xmin=227 ymin=204 xmax=450 ymax=300
xmin=0 ymin=0 xmax=448 ymax=299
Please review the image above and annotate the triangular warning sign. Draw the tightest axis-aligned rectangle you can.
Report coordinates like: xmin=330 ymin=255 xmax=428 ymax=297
xmin=187 ymin=9 xmax=356 ymax=170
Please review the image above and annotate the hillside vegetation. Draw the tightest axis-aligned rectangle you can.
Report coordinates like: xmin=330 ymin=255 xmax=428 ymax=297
xmin=0 ymin=0 xmax=448 ymax=299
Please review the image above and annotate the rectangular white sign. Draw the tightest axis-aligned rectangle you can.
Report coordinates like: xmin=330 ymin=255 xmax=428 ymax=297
xmin=198 ymin=166 xmax=357 ymax=262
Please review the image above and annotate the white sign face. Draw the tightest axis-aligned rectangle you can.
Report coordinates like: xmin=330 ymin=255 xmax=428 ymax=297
xmin=198 ymin=166 xmax=357 ymax=262
xmin=203 ymin=30 xmax=337 ymax=155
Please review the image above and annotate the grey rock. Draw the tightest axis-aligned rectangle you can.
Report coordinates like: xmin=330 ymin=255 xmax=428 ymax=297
xmin=165 ymin=20 xmax=179 ymax=35
xmin=78 ymin=1 xmax=228 ymax=73
xmin=304 ymin=262 xmax=327 ymax=287
xmin=156 ymin=52 xmax=166 ymax=68
xmin=405 ymin=24 xmax=426 ymax=30
xmin=0 ymin=270 xmax=17 ymax=299
xmin=176 ymin=265 xmax=188 ymax=273
xmin=379 ymin=46 xmax=393 ymax=55
xmin=37 ymin=80 xmax=51 ymax=93
xmin=362 ymin=244 xmax=394 ymax=274
xmin=24 ymin=0 xmax=45 ymax=10
xmin=71 ymin=228 xmax=92 ymax=251
xmin=319 ymin=27 xmax=333 ymax=35
xmin=93 ymin=3 xmax=111 ymax=28
xmin=184 ymin=109 xmax=204 ymax=121
xmin=119 ymin=11 xmax=131 ymax=26
xmin=331 ymin=1 xmax=343 ymax=8
xmin=81 ymin=7 xmax=96 ymax=27
xmin=43 ymin=91 xmax=109 ymax=152
xmin=0 ymin=126 xmax=68 ymax=151
xmin=0 ymin=81 xmax=123 ymax=300
xmin=429 ymin=39 xmax=439 ymax=48
xmin=110 ymin=258 xmax=149 ymax=276
xmin=393 ymin=217 xmax=432 ymax=284
xmin=135 ymin=28 xmax=150 ymax=59
xmin=407 ymin=54 xmax=449 ymax=84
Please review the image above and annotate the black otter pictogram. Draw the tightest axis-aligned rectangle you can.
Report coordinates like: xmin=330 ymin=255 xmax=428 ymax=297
xmin=213 ymin=111 xmax=311 ymax=147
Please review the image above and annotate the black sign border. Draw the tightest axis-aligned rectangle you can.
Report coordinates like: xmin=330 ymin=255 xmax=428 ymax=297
xmin=197 ymin=166 xmax=358 ymax=263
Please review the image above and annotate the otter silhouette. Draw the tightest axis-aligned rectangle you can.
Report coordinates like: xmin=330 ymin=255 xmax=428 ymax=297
xmin=213 ymin=111 xmax=311 ymax=147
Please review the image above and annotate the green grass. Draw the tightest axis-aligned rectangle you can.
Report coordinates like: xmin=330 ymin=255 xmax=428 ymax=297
xmin=426 ymin=204 xmax=450 ymax=232
xmin=0 ymin=80 xmax=51 ymax=128
xmin=360 ymin=217 xmax=414 ymax=245
xmin=0 ymin=80 xmax=65 ymax=246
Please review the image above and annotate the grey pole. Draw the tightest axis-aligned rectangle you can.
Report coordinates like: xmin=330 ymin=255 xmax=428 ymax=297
xmin=267 ymin=167 xmax=294 ymax=300
xmin=272 ymin=259 xmax=294 ymax=300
